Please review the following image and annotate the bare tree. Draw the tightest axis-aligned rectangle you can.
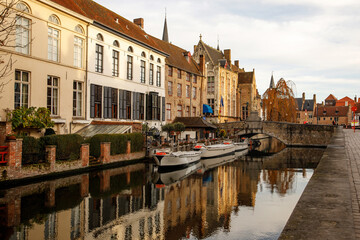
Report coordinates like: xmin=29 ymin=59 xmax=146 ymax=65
xmin=0 ymin=0 xmax=26 ymax=97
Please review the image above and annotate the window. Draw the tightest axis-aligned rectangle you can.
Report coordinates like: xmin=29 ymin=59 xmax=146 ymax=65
xmin=297 ymin=113 xmax=300 ymax=118
xmin=242 ymin=105 xmax=248 ymax=120
xmin=48 ymin=27 xmax=59 ymax=61
xmin=177 ymin=69 xmax=181 ymax=78
xmin=126 ymin=91 xmax=131 ymax=119
xmin=75 ymin=25 xmax=84 ymax=34
xmin=186 ymin=85 xmax=190 ymax=98
xmin=150 ymin=55 xmax=154 ymax=61
xmin=15 ymin=16 xmax=30 ymax=54
xmin=127 ymin=55 xmax=133 ymax=80
xmin=113 ymin=40 xmax=119 ymax=47
xmin=140 ymin=60 xmax=146 ymax=83
xmin=74 ymin=37 xmax=83 ymax=68
xmin=208 ymin=99 xmax=215 ymax=114
xmin=128 ymin=46 xmax=133 ymax=52
xmin=112 ymin=50 xmax=119 ymax=76
xmin=207 ymin=76 xmax=215 ymax=94
xmin=141 ymin=51 xmax=146 ymax=57
xmin=192 ymin=107 xmax=196 ymax=116
xmin=192 ymin=87 xmax=196 ymax=99
xmin=103 ymin=87 xmax=111 ymax=119
xmin=156 ymin=66 xmax=161 ymax=86
xmin=73 ymin=81 xmax=82 ymax=117
xmin=186 ymin=106 xmax=190 ymax=117
xmin=111 ymin=89 xmax=118 ymax=119
xmin=90 ymin=84 xmax=102 ymax=118
xmin=168 ymin=67 xmax=173 ymax=76
xmin=14 ymin=70 xmax=29 ymax=108
xmin=157 ymin=58 xmax=161 ymax=63
xmin=166 ymin=103 xmax=171 ymax=120
xmin=133 ymin=92 xmax=144 ymax=120
xmin=49 ymin=15 xmax=60 ymax=25
xmin=177 ymin=105 xmax=182 ymax=117
xmin=177 ymin=84 xmax=182 ymax=97
xmin=47 ymin=76 xmax=59 ymax=115
xmin=168 ymin=81 xmax=173 ymax=96
xmin=95 ymin=44 xmax=103 ymax=73
xmin=193 ymin=75 xmax=197 ymax=84
xmin=96 ymin=33 xmax=103 ymax=41
xmin=146 ymin=93 xmax=161 ymax=120
xmin=16 ymin=2 xmax=30 ymax=13
xmin=149 ymin=63 xmax=154 ymax=85
xmin=186 ymin=73 xmax=190 ymax=81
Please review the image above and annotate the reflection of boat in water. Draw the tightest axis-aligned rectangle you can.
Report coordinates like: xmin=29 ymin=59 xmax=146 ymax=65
xmin=153 ymin=151 xmax=201 ymax=172
xmin=193 ymin=143 xmax=235 ymax=159
xmin=235 ymin=148 xmax=249 ymax=157
xmin=154 ymin=162 xmax=202 ymax=186
xmin=201 ymin=154 xmax=236 ymax=171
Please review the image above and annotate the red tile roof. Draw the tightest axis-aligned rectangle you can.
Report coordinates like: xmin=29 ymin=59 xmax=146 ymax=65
xmin=50 ymin=0 xmax=166 ymax=55
xmin=150 ymin=36 xmax=201 ymax=75
xmin=316 ymin=106 xmax=349 ymax=117
xmin=336 ymin=96 xmax=355 ymax=106
xmin=325 ymin=94 xmax=337 ymax=101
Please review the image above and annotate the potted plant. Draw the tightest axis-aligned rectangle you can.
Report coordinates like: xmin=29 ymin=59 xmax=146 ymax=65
xmin=6 ymin=134 xmax=16 ymax=140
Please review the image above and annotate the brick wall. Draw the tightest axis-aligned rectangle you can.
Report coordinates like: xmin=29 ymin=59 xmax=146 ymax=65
xmin=0 ymin=122 xmax=12 ymax=146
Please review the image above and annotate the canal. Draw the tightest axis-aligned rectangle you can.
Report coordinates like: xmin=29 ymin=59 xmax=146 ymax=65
xmin=0 ymin=137 xmax=325 ymax=240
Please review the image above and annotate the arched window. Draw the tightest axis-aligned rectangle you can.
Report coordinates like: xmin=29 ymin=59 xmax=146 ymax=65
xmin=128 ymin=46 xmax=133 ymax=52
xmin=157 ymin=58 xmax=161 ymax=63
xmin=113 ymin=40 xmax=119 ymax=47
xmin=16 ymin=2 xmax=30 ymax=13
xmin=75 ymin=25 xmax=84 ymax=34
xmin=49 ymin=14 xmax=60 ymax=25
xmin=150 ymin=55 xmax=154 ymax=61
xmin=96 ymin=33 xmax=104 ymax=41
xmin=141 ymin=52 xmax=146 ymax=58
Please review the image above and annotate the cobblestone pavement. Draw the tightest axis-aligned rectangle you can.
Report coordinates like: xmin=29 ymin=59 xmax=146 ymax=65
xmin=345 ymin=128 xmax=360 ymax=239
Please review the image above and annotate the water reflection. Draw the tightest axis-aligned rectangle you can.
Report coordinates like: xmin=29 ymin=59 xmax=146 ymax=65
xmin=0 ymin=139 xmax=324 ymax=240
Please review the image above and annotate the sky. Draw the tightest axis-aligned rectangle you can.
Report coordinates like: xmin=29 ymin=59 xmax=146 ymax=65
xmin=96 ymin=0 xmax=360 ymax=103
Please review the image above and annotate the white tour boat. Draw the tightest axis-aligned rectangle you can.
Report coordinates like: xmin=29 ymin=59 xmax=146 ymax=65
xmin=153 ymin=150 xmax=202 ymax=172
xmin=193 ymin=142 xmax=235 ymax=159
xmin=234 ymin=138 xmax=249 ymax=153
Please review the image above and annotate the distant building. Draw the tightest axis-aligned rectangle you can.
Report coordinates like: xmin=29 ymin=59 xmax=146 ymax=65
xmin=315 ymin=105 xmax=351 ymax=126
xmin=295 ymin=93 xmax=317 ymax=124
xmin=238 ymin=70 xmax=262 ymax=119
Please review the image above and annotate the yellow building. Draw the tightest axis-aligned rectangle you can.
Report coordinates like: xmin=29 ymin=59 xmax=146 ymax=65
xmin=0 ymin=0 xmax=90 ymax=134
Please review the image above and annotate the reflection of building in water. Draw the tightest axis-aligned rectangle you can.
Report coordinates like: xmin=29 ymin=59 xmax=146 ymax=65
xmin=262 ymin=169 xmax=295 ymax=196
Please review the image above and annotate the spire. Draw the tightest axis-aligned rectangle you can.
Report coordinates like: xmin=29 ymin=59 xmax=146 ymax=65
xmin=269 ymin=72 xmax=275 ymax=89
xmin=162 ymin=9 xmax=169 ymax=42
xmin=217 ymin=34 xmax=220 ymax=50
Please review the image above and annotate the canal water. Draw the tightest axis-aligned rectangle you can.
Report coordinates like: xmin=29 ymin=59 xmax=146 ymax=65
xmin=0 ymin=137 xmax=325 ymax=240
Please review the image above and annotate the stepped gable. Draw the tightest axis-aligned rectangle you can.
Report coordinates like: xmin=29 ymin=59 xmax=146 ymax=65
xmin=238 ymin=71 xmax=254 ymax=84
xmin=150 ymin=36 xmax=201 ymax=75
xmin=50 ymin=0 xmax=165 ymax=55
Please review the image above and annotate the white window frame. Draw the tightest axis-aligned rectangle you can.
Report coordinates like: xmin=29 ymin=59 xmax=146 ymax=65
xmin=48 ymin=27 xmax=60 ymax=62
xmin=15 ymin=16 xmax=30 ymax=54
xmin=74 ymin=36 xmax=83 ymax=68
xmin=14 ymin=70 xmax=30 ymax=108
xmin=73 ymin=81 xmax=83 ymax=117
xmin=47 ymin=75 xmax=59 ymax=116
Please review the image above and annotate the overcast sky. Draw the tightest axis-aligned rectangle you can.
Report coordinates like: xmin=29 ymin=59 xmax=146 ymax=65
xmin=96 ymin=0 xmax=360 ymax=103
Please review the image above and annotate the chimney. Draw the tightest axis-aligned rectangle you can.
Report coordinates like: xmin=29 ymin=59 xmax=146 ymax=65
xmin=133 ymin=18 xmax=144 ymax=29
xmin=354 ymin=95 xmax=357 ymax=102
xmin=234 ymin=60 xmax=239 ymax=68
xmin=199 ymin=55 xmax=205 ymax=74
xmin=224 ymin=49 xmax=231 ymax=64
xmin=313 ymin=94 xmax=316 ymax=104
xmin=302 ymin=92 xmax=305 ymax=101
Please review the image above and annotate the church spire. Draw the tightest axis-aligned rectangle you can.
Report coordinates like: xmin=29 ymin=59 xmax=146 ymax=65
xmin=269 ymin=72 xmax=275 ymax=89
xmin=217 ymin=34 xmax=220 ymax=50
xmin=162 ymin=9 xmax=169 ymax=42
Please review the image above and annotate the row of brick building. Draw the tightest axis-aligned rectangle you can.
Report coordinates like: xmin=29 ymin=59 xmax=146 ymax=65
xmin=0 ymin=0 xmax=261 ymax=137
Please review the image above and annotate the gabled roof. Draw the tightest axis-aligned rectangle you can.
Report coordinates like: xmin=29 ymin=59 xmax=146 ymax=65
xmin=150 ymin=36 xmax=201 ymax=75
xmin=336 ymin=96 xmax=355 ymax=106
xmin=316 ymin=106 xmax=349 ymax=117
xmin=295 ymin=98 xmax=303 ymax=110
xmin=50 ymin=0 xmax=166 ymax=55
xmin=303 ymin=100 xmax=315 ymax=111
xmin=238 ymin=71 xmax=254 ymax=84
xmin=325 ymin=94 xmax=337 ymax=101
xmin=173 ymin=117 xmax=217 ymax=129
xmin=198 ymin=40 xmax=224 ymax=65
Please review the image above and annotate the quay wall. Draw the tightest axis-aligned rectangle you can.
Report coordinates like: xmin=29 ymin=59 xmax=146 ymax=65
xmin=279 ymin=127 xmax=355 ymax=239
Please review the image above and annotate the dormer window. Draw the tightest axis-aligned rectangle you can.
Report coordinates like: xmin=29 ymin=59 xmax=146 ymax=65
xmin=323 ymin=110 xmax=327 ymax=115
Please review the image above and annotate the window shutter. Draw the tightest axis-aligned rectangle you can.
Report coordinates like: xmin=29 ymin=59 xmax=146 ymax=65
xmin=119 ymin=90 xmax=124 ymax=119
xmin=133 ymin=92 xmax=136 ymax=120
xmin=136 ymin=93 xmax=140 ymax=120
xmin=90 ymin=84 xmax=95 ymax=118
xmin=162 ymin=96 xmax=165 ymax=121
xmin=146 ymin=94 xmax=151 ymax=120
xmin=104 ymin=87 xmax=109 ymax=118
xmin=157 ymin=96 xmax=161 ymax=120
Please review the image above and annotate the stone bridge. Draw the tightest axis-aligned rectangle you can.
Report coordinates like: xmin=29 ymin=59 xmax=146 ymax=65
xmin=218 ymin=112 xmax=335 ymax=147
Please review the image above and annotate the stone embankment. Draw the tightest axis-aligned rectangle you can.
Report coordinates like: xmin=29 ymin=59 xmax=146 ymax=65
xmin=279 ymin=127 xmax=355 ymax=239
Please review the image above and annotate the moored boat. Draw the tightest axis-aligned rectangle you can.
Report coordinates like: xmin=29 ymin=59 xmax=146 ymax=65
xmin=153 ymin=150 xmax=202 ymax=172
xmin=234 ymin=138 xmax=249 ymax=152
xmin=193 ymin=142 xmax=235 ymax=159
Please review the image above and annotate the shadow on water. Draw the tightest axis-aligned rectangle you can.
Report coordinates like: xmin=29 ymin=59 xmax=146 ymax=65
xmin=0 ymin=137 xmax=325 ymax=240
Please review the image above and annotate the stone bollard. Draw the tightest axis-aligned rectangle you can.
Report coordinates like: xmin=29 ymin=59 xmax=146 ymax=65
xmin=6 ymin=140 xmax=16 ymax=168
xmin=46 ymin=145 xmax=56 ymax=172
xmin=80 ymin=143 xmax=89 ymax=167
xmin=99 ymin=142 xmax=110 ymax=164
xmin=126 ymin=140 xmax=131 ymax=155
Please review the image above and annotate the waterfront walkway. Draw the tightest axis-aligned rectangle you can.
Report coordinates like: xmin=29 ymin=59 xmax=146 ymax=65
xmin=280 ymin=127 xmax=360 ymax=239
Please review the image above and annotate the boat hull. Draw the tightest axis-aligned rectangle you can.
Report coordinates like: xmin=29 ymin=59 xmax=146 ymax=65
xmin=154 ymin=151 xmax=202 ymax=173
xmin=195 ymin=144 xmax=235 ymax=159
